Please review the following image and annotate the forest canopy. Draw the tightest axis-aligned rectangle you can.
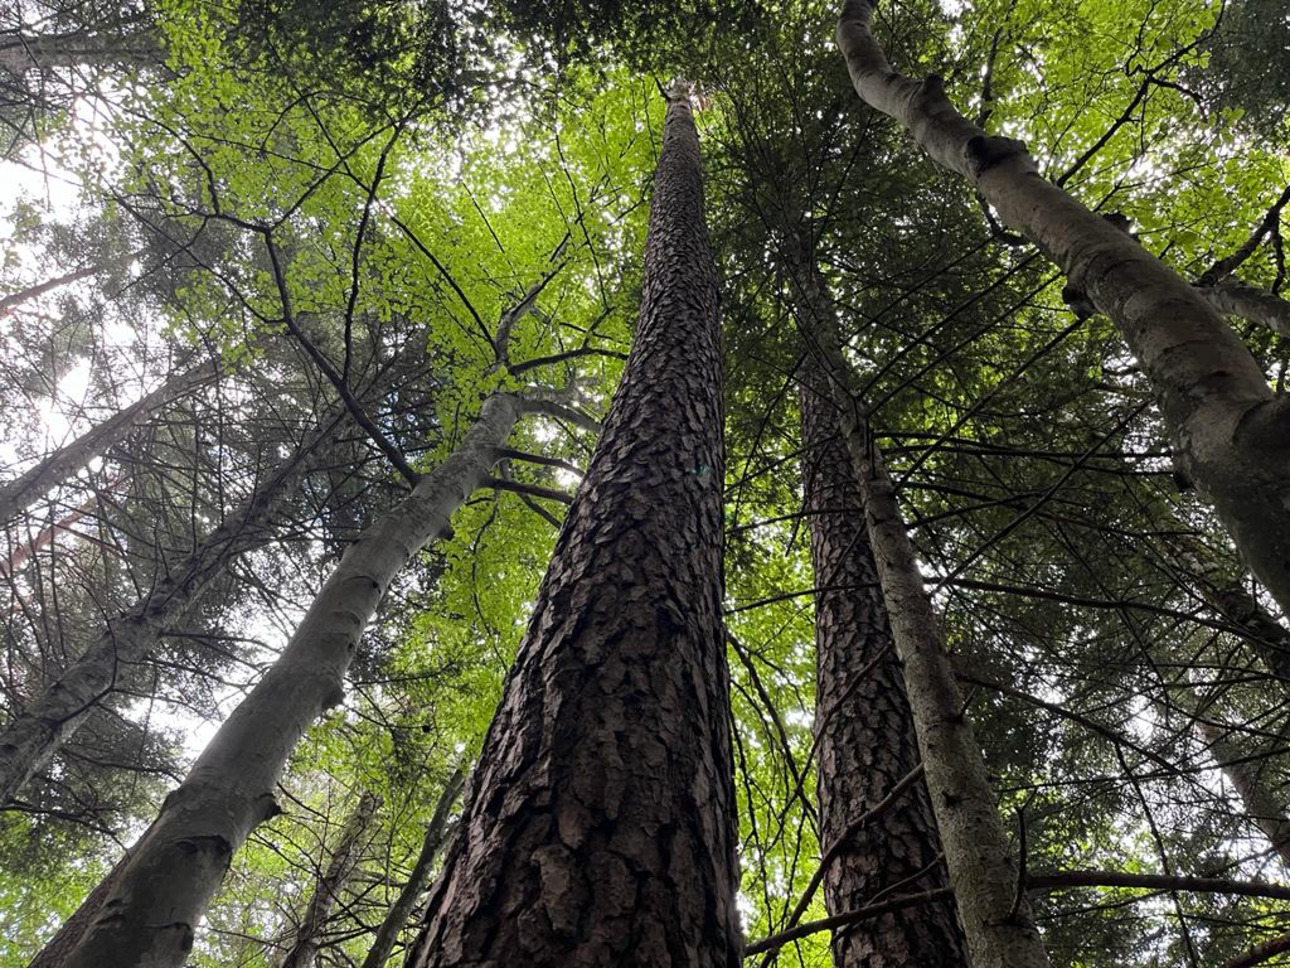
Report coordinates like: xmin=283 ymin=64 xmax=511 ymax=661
xmin=2 ymin=0 xmax=1290 ymax=966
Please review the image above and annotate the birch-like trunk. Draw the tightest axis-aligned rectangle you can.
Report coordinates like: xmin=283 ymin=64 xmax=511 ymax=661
xmin=360 ymin=770 xmax=464 ymax=968
xmin=0 ymin=27 xmax=163 ymax=75
xmin=799 ymin=346 xmax=968 ymax=965
xmin=59 ymin=391 xmax=525 ymax=968
xmin=408 ymin=94 xmax=741 ymax=968
xmin=0 ymin=355 xmax=221 ymax=528
xmin=279 ymin=791 xmax=382 ymax=968
xmin=1196 ymin=717 xmax=1290 ymax=869
xmin=795 ymin=258 xmax=1049 ymax=965
xmin=0 ymin=248 xmax=148 ymax=318
xmin=1198 ymin=282 xmax=1290 ymax=339
xmin=1168 ymin=533 xmax=1290 ymax=683
xmin=838 ymin=0 xmax=1290 ymax=625
xmin=0 ymin=410 xmax=339 ymax=803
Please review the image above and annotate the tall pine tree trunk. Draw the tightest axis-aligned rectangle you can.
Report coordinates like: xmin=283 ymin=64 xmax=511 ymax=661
xmin=0 ymin=408 xmax=342 ymax=803
xmin=791 ymin=242 xmax=1050 ymax=966
xmin=408 ymin=92 xmax=740 ymax=968
xmin=279 ymin=792 xmax=382 ymax=968
xmin=799 ymin=347 xmax=968 ymax=966
xmin=57 ymin=390 xmax=528 ymax=968
xmin=838 ymin=0 xmax=1290 ymax=625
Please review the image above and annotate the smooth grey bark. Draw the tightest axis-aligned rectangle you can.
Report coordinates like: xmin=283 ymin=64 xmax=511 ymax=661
xmin=796 ymin=274 xmax=1050 ymax=964
xmin=0 ymin=408 xmax=340 ymax=804
xmin=1198 ymin=282 xmax=1290 ymax=339
xmin=279 ymin=791 xmax=382 ymax=968
xmin=409 ymin=94 xmax=740 ymax=968
xmin=1196 ymin=717 xmax=1290 ymax=869
xmin=59 ymin=390 xmax=527 ymax=968
xmin=0 ymin=355 xmax=221 ymax=529
xmin=0 ymin=26 xmax=163 ymax=75
xmin=0 ymin=250 xmax=146 ymax=318
xmin=839 ymin=0 xmax=1290 ymax=626
xmin=359 ymin=769 xmax=465 ymax=968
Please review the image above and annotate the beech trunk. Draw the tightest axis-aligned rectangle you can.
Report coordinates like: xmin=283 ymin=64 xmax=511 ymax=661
xmin=800 ymin=348 xmax=968 ymax=966
xmin=408 ymin=94 xmax=740 ymax=968
xmin=58 ymin=391 xmax=526 ymax=968
xmin=839 ymin=0 xmax=1290 ymax=625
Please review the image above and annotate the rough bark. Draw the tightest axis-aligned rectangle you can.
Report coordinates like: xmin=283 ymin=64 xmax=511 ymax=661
xmin=279 ymin=791 xmax=382 ymax=968
xmin=0 ymin=409 xmax=340 ymax=804
xmin=838 ymin=0 xmax=1290 ymax=626
xmin=0 ymin=355 xmax=221 ymax=529
xmin=360 ymin=770 xmax=465 ymax=968
xmin=800 ymin=347 xmax=968 ymax=966
xmin=794 ymin=265 xmax=1049 ymax=963
xmin=58 ymin=391 xmax=526 ymax=968
xmin=408 ymin=95 xmax=740 ymax=968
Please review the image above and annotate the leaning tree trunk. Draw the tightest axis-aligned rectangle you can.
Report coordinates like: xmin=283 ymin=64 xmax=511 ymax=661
xmin=1198 ymin=282 xmax=1290 ymax=339
xmin=0 ymin=26 xmax=164 ymax=75
xmin=59 ymin=390 xmax=527 ymax=968
xmin=360 ymin=769 xmax=465 ymax=968
xmin=838 ymin=0 xmax=1290 ymax=626
xmin=1197 ymin=717 xmax=1290 ymax=870
xmin=0 ymin=353 xmax=221 ymax=528
xmin=1166 ymin=532 xmax=1290 ymax=683
xmin=407 ymin=93 xmax=740 ymax=968
xmin=279 ymin=792 xmax=382 ymax=968
xmin=792 ymin=238 xmax=1050 ymax=966
xmin=0 ymin=408 xmax=342 ymax=803
xmin=799 ymin=346 xmax=968 ymax=966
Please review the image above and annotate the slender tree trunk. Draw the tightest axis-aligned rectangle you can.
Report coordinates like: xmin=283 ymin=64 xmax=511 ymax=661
xmin=838 ymin=0 xmax=1290 ymax=625
xmin=799 ymin=347 xmax=968 ymax=966
xmin=0 ymin=475 xmax=124 ymax=577
xmin=360 ymin=770 xmax=465 ymax=968
xmin=408 ymin=93 xmax=740 ymax=968
xmin=0 ymin=250 xmax=147 ymax=318
xmin=59 ymin=390 xmax=527 ymax=968
xmin=1196 ymin=718 xmax=1290 ymax=870
xmin=279 ymin=791 xmax=382 ymax=968
xmin=791 ymin=241 xmax=1049 ymax=965
xmin=0 ymin=355 xmax=221 ymax=528
xmin=1167 ymin=533 xmax=1290 ymax=682
xmin=0 ymin=409 xmax=341 ymax=803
